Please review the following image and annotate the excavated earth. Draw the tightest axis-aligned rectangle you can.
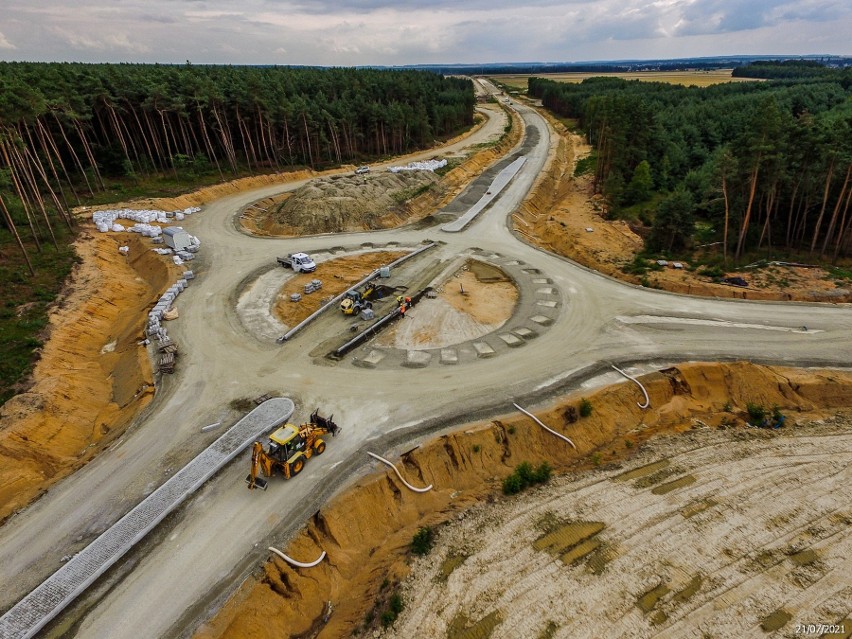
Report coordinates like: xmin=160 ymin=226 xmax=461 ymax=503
xmin=242 ymin=106 xmax=524 ymax=237
xmin=0 ymin=105 xmax=517 ymax=525
xmin=513 ymin=108 xmax=852 ymax=304
xmin=4 ymin=96 xmax=852 ymax=639
xmin=195 ymin=362 xmax=852 ymax=639
xmin=266 ymin=171 xmax=440 ymax=235
xmin=0 ymin=232 xmax=177 ymax=523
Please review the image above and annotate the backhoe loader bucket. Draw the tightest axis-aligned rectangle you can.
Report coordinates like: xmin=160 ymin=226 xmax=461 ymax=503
xmin=246 ymin=474 xmax=268 ymax=490
xmin=311 ymin=409 xmax=340 ymax=436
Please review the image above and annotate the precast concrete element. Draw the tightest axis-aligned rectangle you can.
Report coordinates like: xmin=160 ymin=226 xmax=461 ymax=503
xmin=512 ymin=402 xmax=577 ymax=450
xmin=441 ymin=156 xmax=527 ymax=232
xmin=279 ymin=243 xmax=437 ymax=342
xmin=268 ymin=547 xmax=326 ymax=569
xmin=611 ymin=364 xmax=651 ymax=409
xmin=367 ymin=452 xmax=433 ymax=493
xmin=0 ymin=398 xmax=295 ymax=639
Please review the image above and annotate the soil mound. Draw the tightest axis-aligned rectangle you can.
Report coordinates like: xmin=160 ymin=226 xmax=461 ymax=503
xmin=0 ymin=232 xmax=176 ymax=522
xmin=271 ymin=171 xmax=439 ymax=235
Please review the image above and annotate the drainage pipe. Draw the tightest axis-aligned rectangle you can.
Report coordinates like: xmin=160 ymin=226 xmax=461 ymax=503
xmin=279 ymin=242 xmax=437 ymax=342
xmin=269 ymin=546 xmax=327 ymax=568
xmin=512 ymin=402 xmax=576 ymax=449
xmin=367 ymin=452 xmax=433 ymax=493
xmin=611 ymin=365 xmax=651 ymax=409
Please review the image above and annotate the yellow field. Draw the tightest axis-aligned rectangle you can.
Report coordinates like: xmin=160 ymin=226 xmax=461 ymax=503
xmin=493 ymin=69 xmax=758 ymax=90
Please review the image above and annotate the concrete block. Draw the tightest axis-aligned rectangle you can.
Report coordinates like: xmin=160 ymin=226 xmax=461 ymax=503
xmin=473 ymin=342 xmax=496 ymax=358
xmin=403 ymin=350 xmax=432 ymax=368
xmin=536 ymin=300 xmax=558 ymax=308
xmin=440 ymin=349 xmax=459 ymax=365
xmin=530 ymin=315 xmax=554 ymax=326
xmin=357 ymin=350 xmax=386 ymax=368
xmin=536 ymin=287 xmax=556 ymax=295
xmin=513 ymin=327 xmax=538 ymax=340
xmin=499 ymin=333 xmax=524 ymax=347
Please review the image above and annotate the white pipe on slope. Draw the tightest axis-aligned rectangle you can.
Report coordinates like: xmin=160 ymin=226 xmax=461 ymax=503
xmin=611 ymin=365 xmax=651 ymax=409
xmin=367 ymin=452 xmax=433 ymax=493
xmin=512 ymin=403 xmax=576 ymax=449
xmin=269 ymin=546 xmax=326 ymax=568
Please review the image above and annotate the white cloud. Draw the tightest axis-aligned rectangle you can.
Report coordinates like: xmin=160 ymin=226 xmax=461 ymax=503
xmin=0 ymin=0 xmax=848 ymax=64
xmin=0 ymin=31 xmax=16 ymax=50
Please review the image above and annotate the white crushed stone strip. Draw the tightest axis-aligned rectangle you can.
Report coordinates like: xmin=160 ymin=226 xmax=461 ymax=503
xmin=617 ymin=315 xmax=823 ymax=333
xmin=0 ymin=398 xmax=294 ymax=639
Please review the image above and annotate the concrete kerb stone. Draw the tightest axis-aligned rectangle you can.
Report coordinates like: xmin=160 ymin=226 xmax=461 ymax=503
xmin=337 ymin=250 xmax=562 ymax=369
xmin=0 ymin=398 xmax=295 ymax=639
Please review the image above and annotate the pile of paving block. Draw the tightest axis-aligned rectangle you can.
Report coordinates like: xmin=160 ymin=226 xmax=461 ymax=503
xmin=146 ymin=271 xmax=194 ymax=374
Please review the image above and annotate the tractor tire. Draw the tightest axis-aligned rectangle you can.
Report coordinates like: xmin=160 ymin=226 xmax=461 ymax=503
xmin=314 ymin=440 xmax=326 ymax=455
xmin=365 ymin=301 xmax=373 ymax=309
xmin=290 ymin=458 xmax=304 ymax=476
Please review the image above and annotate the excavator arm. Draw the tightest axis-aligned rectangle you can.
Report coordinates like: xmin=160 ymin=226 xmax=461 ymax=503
xmin=246 ymin=441 xmax=269 ymax=490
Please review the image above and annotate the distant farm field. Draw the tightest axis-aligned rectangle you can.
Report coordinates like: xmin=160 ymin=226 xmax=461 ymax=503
xmin=493 ymin=69 xmax=759 ymax=90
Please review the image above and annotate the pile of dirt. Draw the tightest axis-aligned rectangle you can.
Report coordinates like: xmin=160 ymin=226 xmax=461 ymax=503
xmin=377 ymin=261 xmax=518 ymax=349
xmin=245 ymin=104 xmax=523 ymax=238
xmin=193 ymin=362 xmax=852 ymax=639
xmin=273 ymin=252 xmax=408 ymax=328
xmin=0 ymin=231 xmax=177 ymax=523
xmin=269 ymin=171 xmax=440 ymax=235
xmin=514 ymin=110 xmax=852 ymax=303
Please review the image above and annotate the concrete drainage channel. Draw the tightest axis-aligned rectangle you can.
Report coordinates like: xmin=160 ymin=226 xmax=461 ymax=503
xmin=350 ymin=249 xmax=562 ymax=369
xmin=0 ymin=398 xmax=295 ymax=639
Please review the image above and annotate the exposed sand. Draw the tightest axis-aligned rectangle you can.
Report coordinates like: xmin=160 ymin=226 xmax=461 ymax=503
xmin=513 ymin=109 xmax=852 ymax=304
xmin=194 ymin=362 xmax=852 ymax=639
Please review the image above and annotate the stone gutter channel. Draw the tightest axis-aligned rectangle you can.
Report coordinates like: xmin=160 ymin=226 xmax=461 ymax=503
xmin=0 ymin=398 xmax=295 ymax=639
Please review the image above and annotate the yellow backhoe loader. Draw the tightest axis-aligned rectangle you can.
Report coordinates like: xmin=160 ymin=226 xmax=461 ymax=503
xmin=246 ymin=410 xmax=340 ymax=490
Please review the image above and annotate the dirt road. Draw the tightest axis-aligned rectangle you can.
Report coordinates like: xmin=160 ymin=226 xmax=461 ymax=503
xmin=1 ymin=80 xmax=851 ymax=639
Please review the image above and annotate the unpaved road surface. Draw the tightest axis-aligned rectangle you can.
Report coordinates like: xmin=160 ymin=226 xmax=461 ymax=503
xmin=390 ymin=418 xmax=852 ymax=639
xmin=0 ymin=79 xmax=851 ymax=639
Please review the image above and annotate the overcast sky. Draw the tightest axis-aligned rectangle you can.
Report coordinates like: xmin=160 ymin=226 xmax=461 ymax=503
xmin=0 ymin=0 xmax=849 ymax=66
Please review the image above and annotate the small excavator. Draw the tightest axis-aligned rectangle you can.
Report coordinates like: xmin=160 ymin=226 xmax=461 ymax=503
xmin=246 ymin=409 xmax=340 ymax=490
xmin=340 ymin=283 xmax=377 ymax=315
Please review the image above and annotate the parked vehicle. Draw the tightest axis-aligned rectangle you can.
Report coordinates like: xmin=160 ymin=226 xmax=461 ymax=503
xmin=277 ymin=253 xmax=317 ymax=273
xmin=355 ymin=165 xmax=370 ymax=175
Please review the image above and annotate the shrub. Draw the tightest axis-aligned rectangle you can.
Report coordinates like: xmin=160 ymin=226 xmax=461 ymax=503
xmin=625 ymin=440 xmax=633 ymax=449
xmin=591 ymin=452 xmax=602 ymax=466
xmin=472 ymin=444 xmax=481 ymax=453
xmin=503 ymin=462 xmax=553 ymax=495
xmin=380 ymin=610 xmax=397 ymax=628
xmin=746 ymin=402 xmax=767 ymax=423
xmin=411 ymin=526 xmax=434 ymax=556
xmin=579 ymin=398 xmax=593 ymax=418
xmin=502 ymin=473 xmax=524 ymax=495
xmin=389 ymin=593 xmax=404 ymax=615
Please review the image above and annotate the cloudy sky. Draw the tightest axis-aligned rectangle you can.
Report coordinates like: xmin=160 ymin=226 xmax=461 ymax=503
xmin=0 ymin=0 xmax=849 ymax=65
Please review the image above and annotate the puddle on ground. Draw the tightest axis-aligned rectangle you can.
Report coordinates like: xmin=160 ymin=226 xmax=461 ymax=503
xmin=533 ymin=522 xmax=605 ymax=554
xmin=652 ymin=475 xmax=696 ymax=495
xmin=559 ymin=538 xmax=601 ymax=565
xmin=761 ymin=608 xmax=792 ymax=632
xmin=585 ymin=543 xmax=615 ymax=575
xmin=790 ymin=549 xmax=818 ymax=566
xmin=613 ymin=459 xmax=670 ymax=482
xmin=440 ymin=554 xmax=467 ymax=580
xmin=682 ymin=498 xmax=717 ymax=518
xmin=637 ymin=583 xmax=671 ymax=614
xmin=672 ymin=575 xmax=703 ymax=605
xmin=447 ymin=611 xmax=502 ymax=639
xmin=634 ymin=466 xmax=683 ymax=489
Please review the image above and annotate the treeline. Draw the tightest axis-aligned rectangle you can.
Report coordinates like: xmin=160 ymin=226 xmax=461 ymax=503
xmin=529 ymin=68 xmax=852 ymax=261
xmin=0 ymin=62 xmax=474 ymax=272
xmin=733 ymin=60 xmax=852 ymax=81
